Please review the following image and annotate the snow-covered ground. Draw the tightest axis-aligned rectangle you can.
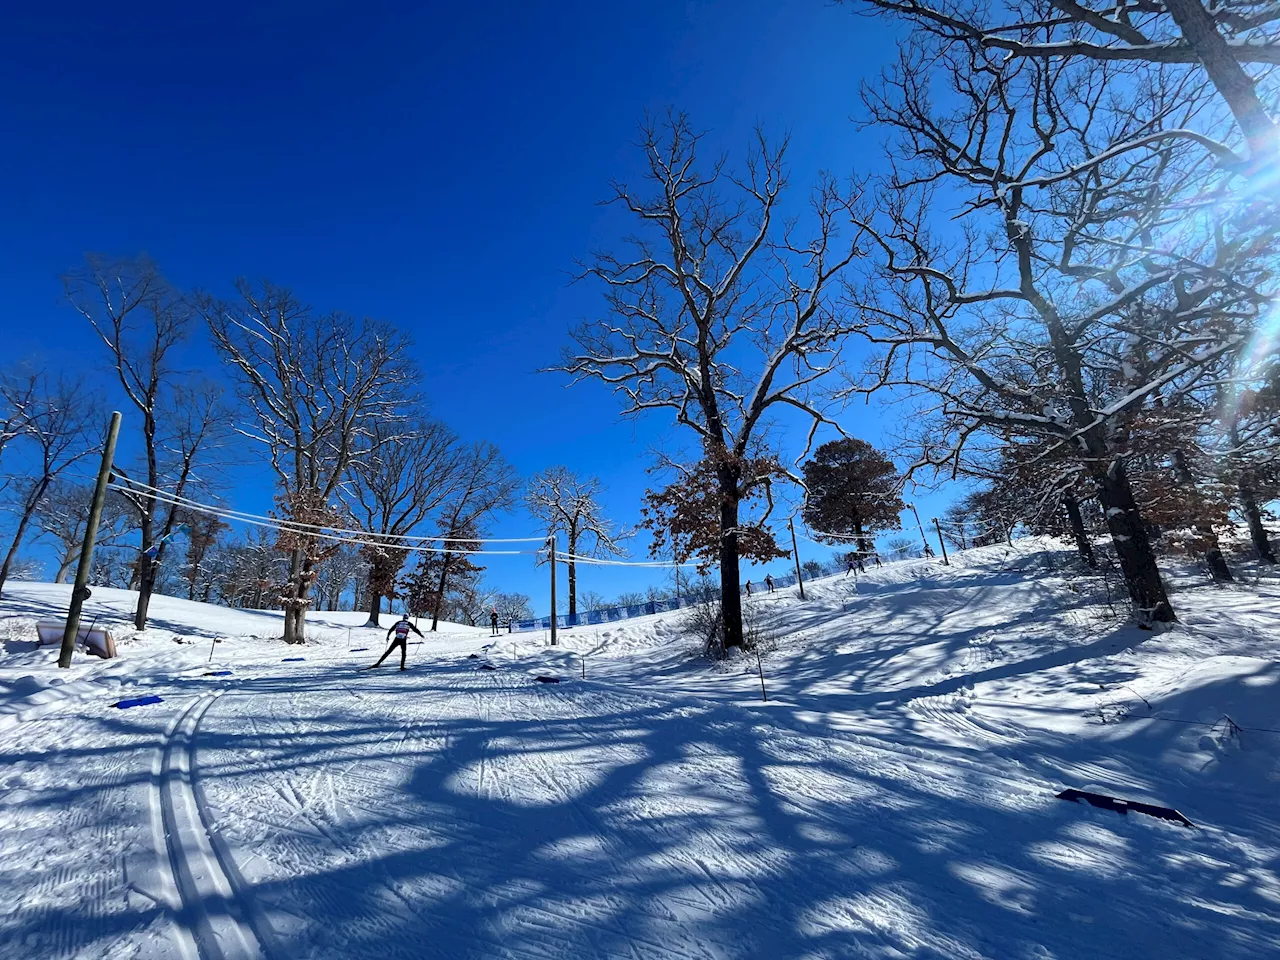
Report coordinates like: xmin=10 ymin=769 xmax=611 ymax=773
xmin=2 ymin=541 xmax=1279 ymax=959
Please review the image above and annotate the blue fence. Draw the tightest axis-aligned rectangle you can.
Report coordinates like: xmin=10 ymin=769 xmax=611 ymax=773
xmin=510 ymin=570 xmax=811 ymax=633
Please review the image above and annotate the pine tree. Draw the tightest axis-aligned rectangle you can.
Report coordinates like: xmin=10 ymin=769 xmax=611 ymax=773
xmin=801 ymin=438 xmax=903 ymax=554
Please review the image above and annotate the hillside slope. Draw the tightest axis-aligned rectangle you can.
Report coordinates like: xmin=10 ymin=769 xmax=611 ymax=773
xmin=1 ymin=542 xmax=1278 ymax=959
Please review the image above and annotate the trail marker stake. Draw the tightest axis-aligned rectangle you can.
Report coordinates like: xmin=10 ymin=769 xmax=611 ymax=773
xmin=756 ymin=648 xmax=768 ymax=702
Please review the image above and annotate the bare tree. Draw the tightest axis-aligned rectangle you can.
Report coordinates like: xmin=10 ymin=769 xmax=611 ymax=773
xmin=492 ymin=592 xmax=533 ymax=625
xmin=0 ymin=367 xmax=38 ymax=472
xmin=844 ymin=0 xmax=1280 ymax=162
xmin=886 ymin=537 xmax=915 ymax=560
xmin=175 ymin=508 xmax=230 ymax=601
xmin=419 ymin=442 xmax=518 ymax=632
xmin=33 ymin=482 xmax=131 ymax=583
xmin=560 ymin=113 xmax=869 ymax=648
xmin=0 ymin=376 xmax=97 ymax=597
xmin=343 ymin=417 xmax=461 ymax=626
xmin=200 ymin=280 xmax=414 ymax=643
xmin=208 ymin=529 xmax=283 ymax=609
xmin=525 ymin=466 xmax=625 ymax=618
xmin=314 ymin=546 xmax=366 ymax=611
xmin=846 ymin=43 xmax=1274 ymax=621
xmin=64 ymin=256 xmax=226 ymax=628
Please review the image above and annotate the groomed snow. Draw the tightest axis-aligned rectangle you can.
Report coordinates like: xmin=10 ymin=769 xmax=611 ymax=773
xmin=2 ymin=540 xmax=1279 ymax=959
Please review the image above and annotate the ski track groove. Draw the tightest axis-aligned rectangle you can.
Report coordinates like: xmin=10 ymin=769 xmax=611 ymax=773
xmin=229 ymin=662 xmax=535 ymax=959
xmin=466 ymin=670 xmax=700 ymax=960
xmin=156 ymin=691 xmax=274 ymax=960
xmin=482 ymin=672 xmax=769 ymax=960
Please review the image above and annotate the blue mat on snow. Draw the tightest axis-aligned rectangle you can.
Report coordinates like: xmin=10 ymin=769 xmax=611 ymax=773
xmin=282 ymin=657 xmax=305 ymax=662
xmin=114 ymin=695 xmax=163 ymax=709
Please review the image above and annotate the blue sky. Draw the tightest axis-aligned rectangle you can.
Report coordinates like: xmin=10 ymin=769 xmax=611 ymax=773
xmin=0 ymin=1 xmax=960 ymax=610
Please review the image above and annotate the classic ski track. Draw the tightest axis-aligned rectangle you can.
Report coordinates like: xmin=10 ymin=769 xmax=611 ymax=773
xmin=231 ymin=664 xmax=538 ymax=959
xmin=156 ymin=691 xmax=274 ymax=960
xmin=478 ymin=672 xmax=749 ymax=960
xmin=462 ymin=669 xmax=676 ymax=960
xmin=240 ymin=664 xmax=719 ymax=958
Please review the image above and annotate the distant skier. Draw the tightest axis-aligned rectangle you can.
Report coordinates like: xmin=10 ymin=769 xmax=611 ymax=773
xmin=873 ymin=552 xmax=882 ymax=568
xmin=764 ymin=574 xmax=774 ymax=594
xmin=368 ymin=614 xmax=422 ymax=671
xmin=745 ymin=581 xmax=753 ymax=597
xmin=490 ymin=608 xmax=500 ymax=636
xmin=924 ymin=543 xmax=936 ymax=559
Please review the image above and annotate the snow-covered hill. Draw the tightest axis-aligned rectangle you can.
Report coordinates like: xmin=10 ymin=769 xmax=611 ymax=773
xmin=2 ymin=541 xmax=1278 ymax=959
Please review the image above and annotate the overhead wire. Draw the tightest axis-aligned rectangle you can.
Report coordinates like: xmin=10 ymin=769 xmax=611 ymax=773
xmin=109 ymin=473 xmax=546 ymax=544
xmin=105 ymin=481 xmax=536 ymax=557
xmin=555 ymin=551 xmax=700 ymax=568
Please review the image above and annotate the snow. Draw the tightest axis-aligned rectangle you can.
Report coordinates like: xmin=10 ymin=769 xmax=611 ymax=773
xmin=2 ymin=542 xmax=1279 ymax=958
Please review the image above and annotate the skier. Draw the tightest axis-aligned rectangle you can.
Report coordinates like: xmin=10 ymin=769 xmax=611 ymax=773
xmin=489 ymin=608 xmax=500 ymax=636
xmin=924 ymin=543 xmax=936 ymax=559
xmin=368 ymin=614 xmax=422 ymax=671
xmin=764 ymin=574 xmax=774 ymax=593
xmin=745 ymin=581 xmax=753 ymax=597
xmin=873 ymin=552 xmax=882 ymax=568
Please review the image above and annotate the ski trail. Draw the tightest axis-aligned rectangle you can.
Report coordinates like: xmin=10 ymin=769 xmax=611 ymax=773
xmin=156 ymin=692 xmax=274 ymax=960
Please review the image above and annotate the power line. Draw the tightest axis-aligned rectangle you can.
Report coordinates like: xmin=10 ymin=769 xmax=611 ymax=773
xmin=105 ymin=482 xmax=535 ymax=557
xmin=109 ymin=474 xmax=546 ymax=544
xmin=555 ymin=551 xmax=699 ymax=568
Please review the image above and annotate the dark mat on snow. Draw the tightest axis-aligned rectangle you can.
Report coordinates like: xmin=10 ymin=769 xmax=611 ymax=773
xmin=534 ymin=676 xmax=560 ymax=684
xmin=114 ymin=695 xmax=163 ymax=709
xmin=1057 ymin=788 xmax=1195 ymax=827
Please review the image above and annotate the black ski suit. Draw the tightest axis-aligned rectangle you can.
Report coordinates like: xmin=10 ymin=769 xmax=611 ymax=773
xmin=374 ymin=618 xmax=423 ymax=670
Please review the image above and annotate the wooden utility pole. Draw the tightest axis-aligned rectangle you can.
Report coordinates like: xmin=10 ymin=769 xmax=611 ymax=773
xmin=788 ymin=516 xmax=806 ymax=600
xmin=59 ymin=411 xmax=122 ymax=668
xmin=548 ymin=533 xmax=558 ymax=647
xmin=908 ymin=503 xmax=930 ymax=556
xmin=933 ymin=517 xmax=950 ymax=565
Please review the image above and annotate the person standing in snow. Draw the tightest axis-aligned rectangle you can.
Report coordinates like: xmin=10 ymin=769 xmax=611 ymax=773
xmin=489 ymin=608 xmax=499 ymax=636
xmin=764 ymin=574 xmax=774 ymax=593
xmin=368 ymin=614 xmax=422 ymax=671
xmin=745 ymin=581 xmax=753 ymax=597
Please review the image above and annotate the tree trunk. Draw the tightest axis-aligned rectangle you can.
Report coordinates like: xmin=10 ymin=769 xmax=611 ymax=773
xmin=1063 ymin=493 xmax=1096 ymax=567
xmin=1240 ymin=485 xmax=1277 ymax=563
xmin=1095 ymin=461 xmax=1176 ymax=623
xmin=717 ymin=476 xmax=744 ymax=649
xmin=282 ymin=547 xmax=304 ymax=643
xmin=431 ymin=554 xmax=451 ymax=632
xmin=55 ymin=551 xmax=76 ymax=584
xmin=1171 ymin=450 xmax=1233 ymax=582
xmin=567 ymin=518 xmax=579 ymax=618
xmin=0 ymin=477 xmax=51 ymax=599
xmin=853 ymin=517 xmax=871 ymax=557
xmin=366 ymin=589 xmax=383 ymax=628
xmin=1160 ymin=0 xmax=1278 ymax=160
